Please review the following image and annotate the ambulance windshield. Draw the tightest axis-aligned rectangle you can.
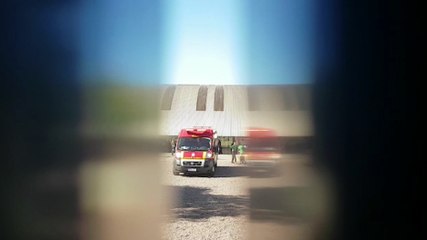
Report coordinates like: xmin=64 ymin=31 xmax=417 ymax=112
xmin=178 ymin=137 xmax=211 ymax=151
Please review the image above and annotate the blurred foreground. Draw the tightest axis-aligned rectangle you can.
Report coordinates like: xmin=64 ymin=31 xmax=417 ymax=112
xmin=2 ymin=0 xmax=414 ymax=240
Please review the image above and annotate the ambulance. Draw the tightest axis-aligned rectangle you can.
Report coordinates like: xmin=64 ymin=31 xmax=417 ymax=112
xmin=172 ymin=127 xmax=219 ymax=176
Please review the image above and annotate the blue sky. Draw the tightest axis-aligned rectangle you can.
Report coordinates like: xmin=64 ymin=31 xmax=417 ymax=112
xmin=80 ymin=0 xmax=163 ymax=85
xmin=80 ymin=0 xmax=314 ymax=85
xmin=245 ymin=0 xmax=314 ymax=85
xmin=163 ymin=0 xmax=245 ymax=85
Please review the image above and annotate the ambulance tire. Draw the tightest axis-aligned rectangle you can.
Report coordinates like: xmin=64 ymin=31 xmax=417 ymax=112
xmin=208 ymin=165 xmax=216 ymax=177
xmin=173 ymin=170 xmax=179 ymax=176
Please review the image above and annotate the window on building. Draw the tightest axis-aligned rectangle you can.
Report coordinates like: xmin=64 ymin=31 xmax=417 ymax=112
xmin=196 ymin=86 xmax=208 ymax=111
xmin=247 ymin=86 xmax=262 ymax=111
xmin=248 ymin=85 xmax=312 ymax=111
xmin=161 ymin=86 xmax=176 ymax=110
xmin=214 ymin=86 xmax=224 ymax=111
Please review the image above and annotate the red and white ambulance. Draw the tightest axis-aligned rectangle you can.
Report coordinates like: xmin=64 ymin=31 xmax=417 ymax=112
xmin=172 ymin=127 xmax=219 ymax=176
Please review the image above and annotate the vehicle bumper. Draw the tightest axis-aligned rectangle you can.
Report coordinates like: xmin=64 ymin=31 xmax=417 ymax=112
xmin=173 ymin=161 xmax=215 ymax=175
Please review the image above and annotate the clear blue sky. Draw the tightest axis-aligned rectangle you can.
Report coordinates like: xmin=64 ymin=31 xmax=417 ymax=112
xmin=80 ymin=0 xmax=314 ymax=85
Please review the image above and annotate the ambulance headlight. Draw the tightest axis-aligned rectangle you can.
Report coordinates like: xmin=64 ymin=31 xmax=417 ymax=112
xmin=207 ymin=153 xmax=212 ymax=158
xmin=175 ymin=152 xmax=181 ymax=165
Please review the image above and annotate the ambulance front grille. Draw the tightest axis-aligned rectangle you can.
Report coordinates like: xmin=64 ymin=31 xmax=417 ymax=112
xmin=183 ymin=161 xmax=202 ymax=166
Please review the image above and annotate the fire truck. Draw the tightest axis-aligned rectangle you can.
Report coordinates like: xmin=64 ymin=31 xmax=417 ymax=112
xmin=172 ymin=127 xmax=219 ymax=176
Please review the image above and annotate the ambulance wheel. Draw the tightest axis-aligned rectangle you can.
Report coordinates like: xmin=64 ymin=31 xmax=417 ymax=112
xmin=208 ymin=165 xmax=216 ymax=177
xmin=173 ymin=170 xmax=179 ymax=176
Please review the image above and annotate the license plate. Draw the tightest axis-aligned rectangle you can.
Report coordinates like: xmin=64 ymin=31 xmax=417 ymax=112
xmin=187 ymin=168 xmax=197 ymax=172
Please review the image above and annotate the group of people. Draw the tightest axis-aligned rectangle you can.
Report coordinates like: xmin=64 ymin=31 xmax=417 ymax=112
xmin=230 ymin=140 xmax=246 ymax=164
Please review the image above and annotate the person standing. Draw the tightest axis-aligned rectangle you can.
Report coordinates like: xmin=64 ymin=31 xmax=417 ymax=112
xmin=170 ymin=137 xmax=176 ymax=155
xmin=217 ymin=139 xmax=223 ymax=154
xmin=238 ymin=143 xmax=246 ymax=164
xmin=230 ymin=141 xmax=238 ymax=163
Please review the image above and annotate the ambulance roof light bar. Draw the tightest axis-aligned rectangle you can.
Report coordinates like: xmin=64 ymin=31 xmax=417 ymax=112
xmin=185 ymin=127 xmax=217 ymax=135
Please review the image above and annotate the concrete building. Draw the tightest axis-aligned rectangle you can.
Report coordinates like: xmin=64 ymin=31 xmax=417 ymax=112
xmin=159 ymin=84 xmax=313 ymax=138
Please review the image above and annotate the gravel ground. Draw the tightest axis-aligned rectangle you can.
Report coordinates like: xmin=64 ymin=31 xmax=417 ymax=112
xmin=160 ymin=153 xmax=319 ymax=240
xmin=160 ymin=153 xmax=250 ymax=240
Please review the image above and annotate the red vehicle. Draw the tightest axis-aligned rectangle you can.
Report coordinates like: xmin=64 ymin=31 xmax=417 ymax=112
xmin=172 ymin=127 xmax=219 ymax=176
xmin=245 ymin=128 xmax=282 ymax=174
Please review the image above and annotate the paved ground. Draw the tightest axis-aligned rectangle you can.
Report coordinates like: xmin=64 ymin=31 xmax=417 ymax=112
xmin=160 ymin=153 xmax=329 ymax=240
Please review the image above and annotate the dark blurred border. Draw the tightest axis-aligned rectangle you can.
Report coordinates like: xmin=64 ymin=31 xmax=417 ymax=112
xmin=1 ymin=0 xmax=418 ymax=239
xmin=1 ymin=1 xmax=83 ymax=239
xmin=313 ymin=0 xmax=416 ymax=239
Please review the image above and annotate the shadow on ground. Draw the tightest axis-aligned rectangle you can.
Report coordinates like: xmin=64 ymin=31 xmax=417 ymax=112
xmin=249 ymin=186 xmax=315 ymax=223
xmin=180 ymin=165 xmax=280 ymax=178
xmin=214 ymin=166 xmax=248 ymax=178
xmin=166 ymin=186 xmax=249 ymax=220
xmin=216 ymin=165 xmax=281 ymax=179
